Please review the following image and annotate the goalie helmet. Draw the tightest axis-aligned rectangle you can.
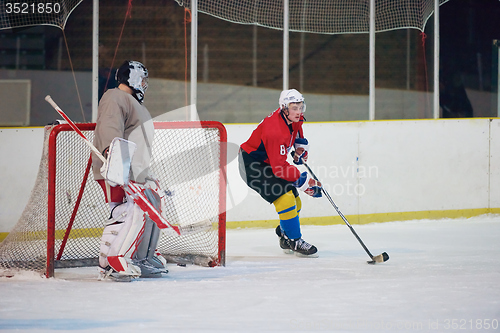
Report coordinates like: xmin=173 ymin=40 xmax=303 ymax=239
xmin=116 ymin=60 xmax=149 ymax=104
xmin=279 ymin=89 xmax=306 ymax=113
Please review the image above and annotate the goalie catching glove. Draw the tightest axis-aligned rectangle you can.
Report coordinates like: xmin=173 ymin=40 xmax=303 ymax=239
xmin=291 ymin=138 xmax=309 ymax=165
xmin=293 ymin=171 xmax=322 ymax=198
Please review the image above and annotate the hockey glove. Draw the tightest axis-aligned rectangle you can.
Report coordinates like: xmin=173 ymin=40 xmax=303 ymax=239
xmin=292 ymin=172 xmax=322 ymax=198
xmin=305 ymin=186 xmax=322 ymax=198
xmin=291 ymin=150 xmax=308 ymax=165
xmin=292 ymin=138 xmax=309 ymax=165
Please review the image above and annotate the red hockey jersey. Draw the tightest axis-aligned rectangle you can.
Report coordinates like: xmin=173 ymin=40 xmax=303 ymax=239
xmin=241 ymin=108 xmax=305 ymax=183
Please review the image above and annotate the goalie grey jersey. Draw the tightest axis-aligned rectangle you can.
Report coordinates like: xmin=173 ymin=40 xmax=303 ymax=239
xmin=92 ymin=88 xmax=154 ymax=183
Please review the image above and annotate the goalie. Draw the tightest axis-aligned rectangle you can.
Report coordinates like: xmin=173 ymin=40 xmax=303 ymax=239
xmin=238 ymin=89 xmax=321 ymax=257
xmin=92 ymin=60 xmax=168 ymax=281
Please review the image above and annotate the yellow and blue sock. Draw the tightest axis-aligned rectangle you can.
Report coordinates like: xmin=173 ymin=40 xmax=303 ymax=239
xmin=273 ymin=190 xmax=301 ymax=239
xmin=295 ymin=195 xmax=302 ymax=216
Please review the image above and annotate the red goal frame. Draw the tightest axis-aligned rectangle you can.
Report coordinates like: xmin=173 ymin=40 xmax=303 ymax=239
xmin=45 ymin=121 xmax=227 ymax=277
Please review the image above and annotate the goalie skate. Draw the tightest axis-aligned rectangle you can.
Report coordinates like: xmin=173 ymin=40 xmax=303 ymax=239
xmin=98 ymin=266 xmax=135 ymax=282
xmin=133 ymin=256 xmax=168 ymax=278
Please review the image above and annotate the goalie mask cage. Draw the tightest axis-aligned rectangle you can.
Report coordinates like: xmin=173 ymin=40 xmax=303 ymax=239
xmin=0 ymin=121 xmax=227 ymax=278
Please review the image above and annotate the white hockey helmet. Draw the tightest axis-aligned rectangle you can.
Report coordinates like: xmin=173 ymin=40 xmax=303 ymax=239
xmin=116 ymin=60 xmax=149 ymax=104
xmin=279 ymin=89 xmax=306 ymax=113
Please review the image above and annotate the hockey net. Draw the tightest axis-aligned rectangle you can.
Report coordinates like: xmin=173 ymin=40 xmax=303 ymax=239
xmin=0 ymin=121 xmax=226 ymax=277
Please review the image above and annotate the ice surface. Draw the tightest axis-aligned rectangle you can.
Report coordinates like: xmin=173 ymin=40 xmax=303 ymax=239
xmin=1 ymin=215 xmax=499 ymax=332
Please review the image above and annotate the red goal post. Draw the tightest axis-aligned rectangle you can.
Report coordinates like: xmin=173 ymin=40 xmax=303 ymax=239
xmin=0 ymin=121 xmax=227 ymax=278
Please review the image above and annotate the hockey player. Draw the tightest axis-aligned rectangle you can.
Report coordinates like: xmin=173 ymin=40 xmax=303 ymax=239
xmin=92 ymin=60 xmax=168 ymax=281
xmin=238 ymin=89 xmax=322 ymax=257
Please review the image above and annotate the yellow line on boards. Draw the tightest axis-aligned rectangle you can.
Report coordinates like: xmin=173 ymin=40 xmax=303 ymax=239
xmin=226 ymin=208 xmax=500 ymax=229
xmin=1 ymin=208 xmax=499 ymax=242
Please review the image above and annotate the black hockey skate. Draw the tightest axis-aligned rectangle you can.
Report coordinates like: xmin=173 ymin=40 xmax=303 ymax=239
xmin=287 ymin=238 xmax=318 ymax=257
xmin=275 ymin=225 xmax=318 ymax=257
xmin=275 ymin=225 xmax=293 ymax=254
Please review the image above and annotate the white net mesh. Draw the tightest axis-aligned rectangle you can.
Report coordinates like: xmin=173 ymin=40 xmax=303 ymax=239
xmin=0 ymin=0 xmax=83 ymax=30
xmin=0 ymin=0 xmax=449 ymax=33
xmin=0 ymin=122 xmax=226 ymax=277
xmin=175 ymin=0 xmax=450 ymax=33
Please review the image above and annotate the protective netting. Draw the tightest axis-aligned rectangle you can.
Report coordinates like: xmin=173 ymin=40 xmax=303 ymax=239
xmin=175 ymin=0 xmax=449 ymax=34
xmin=0 ymin=122 xmax=226 ymax=277
xmin=0 ymin=0 xmax=83 ymax=30
xmin=0 ymin=0 xmax=449 ymax=33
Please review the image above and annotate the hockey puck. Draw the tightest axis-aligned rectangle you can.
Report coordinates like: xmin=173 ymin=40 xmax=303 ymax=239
xmin=177 ymin=263 xmax=187 ymax=267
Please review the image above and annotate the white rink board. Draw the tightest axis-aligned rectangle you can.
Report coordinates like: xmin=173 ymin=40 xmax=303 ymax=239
xmin=1 ymin=118 xmax=500 ymax=232
xmin=357 ymin=119 xmax=490 ymax=214
xmin=489 ymin=119 xmax=500 ymax=208
xmin=295 ymin=122 xmax=362 ymax=217
xmin=224 ymin=118 xmax=497 ymax=222
xmin=0 ymin=128 xmax=44 ymax=232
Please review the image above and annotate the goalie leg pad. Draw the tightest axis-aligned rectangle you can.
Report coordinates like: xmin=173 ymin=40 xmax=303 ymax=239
xmin=106 ymin=256 xmax=141 ymax=277
xmin=99 ymin=200 xmax=144 ymax=277
xmin=99 ymin=202 xmax=131 ymax=268
xmin=133 ymin=187 xmax=168 ymax=277
xmin=137 ymin=187 xmax=162 ymax=260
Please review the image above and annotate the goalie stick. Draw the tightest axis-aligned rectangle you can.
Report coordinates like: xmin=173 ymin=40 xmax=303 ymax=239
xmin=303 ymin=162 xmax=389 ymax=264
xmin=44 ymin=95 xmax=181 ymax=235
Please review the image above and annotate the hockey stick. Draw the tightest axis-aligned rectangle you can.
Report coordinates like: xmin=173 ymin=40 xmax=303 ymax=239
xmin=44 ymin=95 xmax=181 ymax=235
xmin=303 ymin=162 xmax=389 ymax=264
xmin=45 ymin=96 xmax=106 ymax=164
